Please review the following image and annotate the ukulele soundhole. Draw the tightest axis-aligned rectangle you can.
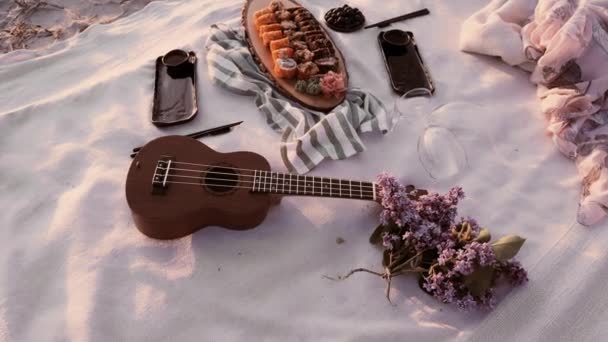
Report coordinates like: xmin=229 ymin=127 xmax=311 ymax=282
xmin=203 ymin=166 xmax=239 ymax=193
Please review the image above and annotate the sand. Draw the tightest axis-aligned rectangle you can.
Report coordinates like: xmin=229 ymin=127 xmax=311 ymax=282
xmin=0 ymin=0 xmax=158 ymax=54
xmin=1 ymin=0 xmax=608 ymax=340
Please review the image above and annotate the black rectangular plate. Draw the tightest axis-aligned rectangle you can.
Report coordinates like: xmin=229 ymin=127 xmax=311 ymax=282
xmin=378 ymin=32 xmax=434 ymax=96
xmin=151 ymin=51 xmax=198 ymax=126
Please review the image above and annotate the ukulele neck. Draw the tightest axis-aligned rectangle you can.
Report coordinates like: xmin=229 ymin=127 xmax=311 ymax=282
xmin=250 ymin=170 xmax=378 ymax=201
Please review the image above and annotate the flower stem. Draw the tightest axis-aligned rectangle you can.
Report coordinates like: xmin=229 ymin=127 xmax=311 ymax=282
xmin=385 ymin=267 xmax=393 ymax=304
xmin=390 ymin=249 xmax=427 ymax=273
xmin=323 ymin=268 xmax=386 ymax=281
xmin=390 ymin=267 xmax=428 ymax=278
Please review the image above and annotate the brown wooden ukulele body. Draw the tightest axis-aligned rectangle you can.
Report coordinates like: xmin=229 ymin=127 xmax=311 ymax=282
xmin=126 ymin=136 xmax=273 ymax=239
xmin=126 ymin=136 xmax=378 ymax=240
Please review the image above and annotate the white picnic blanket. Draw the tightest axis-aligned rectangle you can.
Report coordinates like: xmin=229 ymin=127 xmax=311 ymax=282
xmin=1 ymin=0 xmax=607 ymax=341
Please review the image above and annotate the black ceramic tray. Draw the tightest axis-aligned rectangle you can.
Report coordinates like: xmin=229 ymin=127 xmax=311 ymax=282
xmin=377 ymin=31 xmax=434 ymax=96
xmin=151 ymin=51 xmax=198 ymax=126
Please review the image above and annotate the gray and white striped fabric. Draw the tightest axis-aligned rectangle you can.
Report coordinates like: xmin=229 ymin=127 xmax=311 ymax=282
xmin=205 ymin=24 xmax=389 ymax=174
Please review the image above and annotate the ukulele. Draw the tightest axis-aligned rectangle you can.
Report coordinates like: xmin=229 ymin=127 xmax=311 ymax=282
xmin=126 ymin=136 xmax=380 ymax=239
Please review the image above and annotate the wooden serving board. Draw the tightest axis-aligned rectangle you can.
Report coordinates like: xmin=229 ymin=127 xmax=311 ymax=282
xmin=242 ymin=0 xmax=348 ymax=112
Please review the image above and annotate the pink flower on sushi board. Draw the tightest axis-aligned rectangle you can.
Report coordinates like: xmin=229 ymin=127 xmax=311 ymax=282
xmin=320 ymin=71 xmax=346 ymax=98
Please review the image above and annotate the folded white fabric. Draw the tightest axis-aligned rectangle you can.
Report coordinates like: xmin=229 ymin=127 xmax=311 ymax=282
xmin=206 ymin=24 xmax=389 ymax=174
xmin=461 ymin=0 xmax=608 ymax=226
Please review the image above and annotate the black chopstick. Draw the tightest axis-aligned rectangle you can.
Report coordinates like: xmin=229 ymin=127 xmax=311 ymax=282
xmin=130 ymin=121 xmax=243 ymax=158
xmin=364 ymin=8 xmax=430 ymax=29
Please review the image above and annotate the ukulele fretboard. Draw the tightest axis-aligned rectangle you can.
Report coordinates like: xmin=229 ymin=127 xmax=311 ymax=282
xmin=251 ymin=170 xmax=377 ymax=201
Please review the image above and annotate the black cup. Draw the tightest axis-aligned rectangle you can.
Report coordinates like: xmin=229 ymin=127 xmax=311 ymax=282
xmin=162 ymin=49 xmax=193 ymax=78
xmin=382 ymin=29 xmax=411 ymax=54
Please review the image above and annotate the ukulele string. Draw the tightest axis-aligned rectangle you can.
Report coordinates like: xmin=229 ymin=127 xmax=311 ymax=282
xmin=167 ymin=161 xmax=377 ymax=189
xmin=154 ymin=179 xmax=379 ymax=198
xmin=154 ymin=180 xmax=260 ymax=189
xmin=156 ymin=165 xmax=377 ymax=191
xmin=155 ymin=169 xmax=377 ymax=194
xmin=155 ymin=173 xmax=380 ymax=195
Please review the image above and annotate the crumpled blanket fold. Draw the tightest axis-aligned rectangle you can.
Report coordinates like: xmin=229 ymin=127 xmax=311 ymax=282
xmin=461 ymin=0 xmax=608 ymax=226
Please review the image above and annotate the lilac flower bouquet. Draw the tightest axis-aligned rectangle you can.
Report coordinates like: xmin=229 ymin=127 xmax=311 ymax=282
xmin=334 ymin=173 xmax=528 ymax=311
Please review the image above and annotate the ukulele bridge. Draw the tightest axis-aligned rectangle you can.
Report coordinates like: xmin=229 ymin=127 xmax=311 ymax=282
xmin=152 ymin=155 xmax=175 ymax=195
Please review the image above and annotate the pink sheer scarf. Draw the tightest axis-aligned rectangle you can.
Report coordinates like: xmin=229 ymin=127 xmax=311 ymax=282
xmin=461 ymin=0 xmax=608 ymax=225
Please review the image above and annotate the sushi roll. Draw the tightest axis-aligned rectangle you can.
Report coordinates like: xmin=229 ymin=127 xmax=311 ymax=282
xmin=255 ymin=13 xmax=277 ymax=30
xmin=271 ymin=47 xmax=294 ymax=60
xmin=303 ymin=30 xmax=323 ymax=36
xmin=315 ymin=57 xmax=338 ymax=73
xmin=308 ymin=38 xmax=331 ymax=50
xmin=312 ymin=48 xmax=331 ymax=59
xmin=287 ymin=31 xmax=306 ymax=41
xmin=287 ymin=6 xmax=305 ymax=13
xmin=259 ymin=23 xmax=282 ymax=37
xmin=269 ymin=0 xmax=284 ymax=12
xmin=305 ymin=33 xmax=325 ymax=43
xmin=283 ymin=29 xmax=296 ymax=37
xmin=274 ymin=58 xmax=297 ymax=79
xmin=270 ymin=37 xmax=290 ymax=51
xmin=294 ymin=12 xmax=314 ymax=23
xmin=297 ymin=20 xmax=317 ymax=28
xmin=292 ymin=8 xmax=310 ymax=16
xmin=275 ymin=10 xmax=293 ymax=21
xmin=297 ymin=61 xmax=320 ymax=80
xmin=290 ymin=40 xmax=308 ymax=51
xmin=255 ymin=8 xmax=273 ymax=18
xmin=263 ymin=31 xmax=284 ymax=46
xmin=294 ymin=48 xmax=314 ymax=63
xmin=300 ymin=24 xmax=321 ymax=32
xmin=280 ymin=20 xmax=297 ymax=31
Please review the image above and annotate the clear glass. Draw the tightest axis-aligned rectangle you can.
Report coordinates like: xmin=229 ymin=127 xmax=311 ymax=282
xmin=389 ymin=88 xmax=433 ymax=130
xmin=391 ymin=89 xmax=492 ymax=180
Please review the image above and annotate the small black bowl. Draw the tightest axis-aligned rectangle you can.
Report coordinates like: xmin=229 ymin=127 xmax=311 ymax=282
xmin=382 ymin=29 xmax=411 ymax=46
xmin=162 ymin=49 xmax=193 ymax=78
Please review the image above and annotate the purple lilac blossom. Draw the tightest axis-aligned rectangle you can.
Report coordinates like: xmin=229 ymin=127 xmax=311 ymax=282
xmin=498 ymin=260 xmax=529 ymax=286
xmin=454 ymin=242 xmax=496 ymax=273
xmin=422 ymin=271 xmax=458 ymax=304
xmin=381 ymin=232 xmax=401 ymax=250
xmin=376 ymin=173 xmax=464 ymax=252
xmin=455 ymin=217 xmax=481 ymax=239
xmin=375 ymin=172 xmax=527 ymax=311
xmin=425 ymin=242 xmax=499 ymax=311
xmin=456 ymin=293 xmax=477 ymax=311
xmin=478 ymin=288 xmax=497 ymax=310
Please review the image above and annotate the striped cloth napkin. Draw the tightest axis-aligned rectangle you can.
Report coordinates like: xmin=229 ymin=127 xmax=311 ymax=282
xmin=205 ymin=24 xmax=389 ymax=174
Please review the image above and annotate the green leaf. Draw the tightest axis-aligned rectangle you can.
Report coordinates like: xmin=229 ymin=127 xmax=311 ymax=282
xmin=463 ymin=266 xmax=495 ymax=297
xmin=474 ymin=228 xmax=491 ymax=243
xmin=382 ymin=250 xmax=391 ymax=267
xmin=491 ymin=235 xmax=526 ymax=261
xmin=369 ymin=224 xmax=386 ymax=245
